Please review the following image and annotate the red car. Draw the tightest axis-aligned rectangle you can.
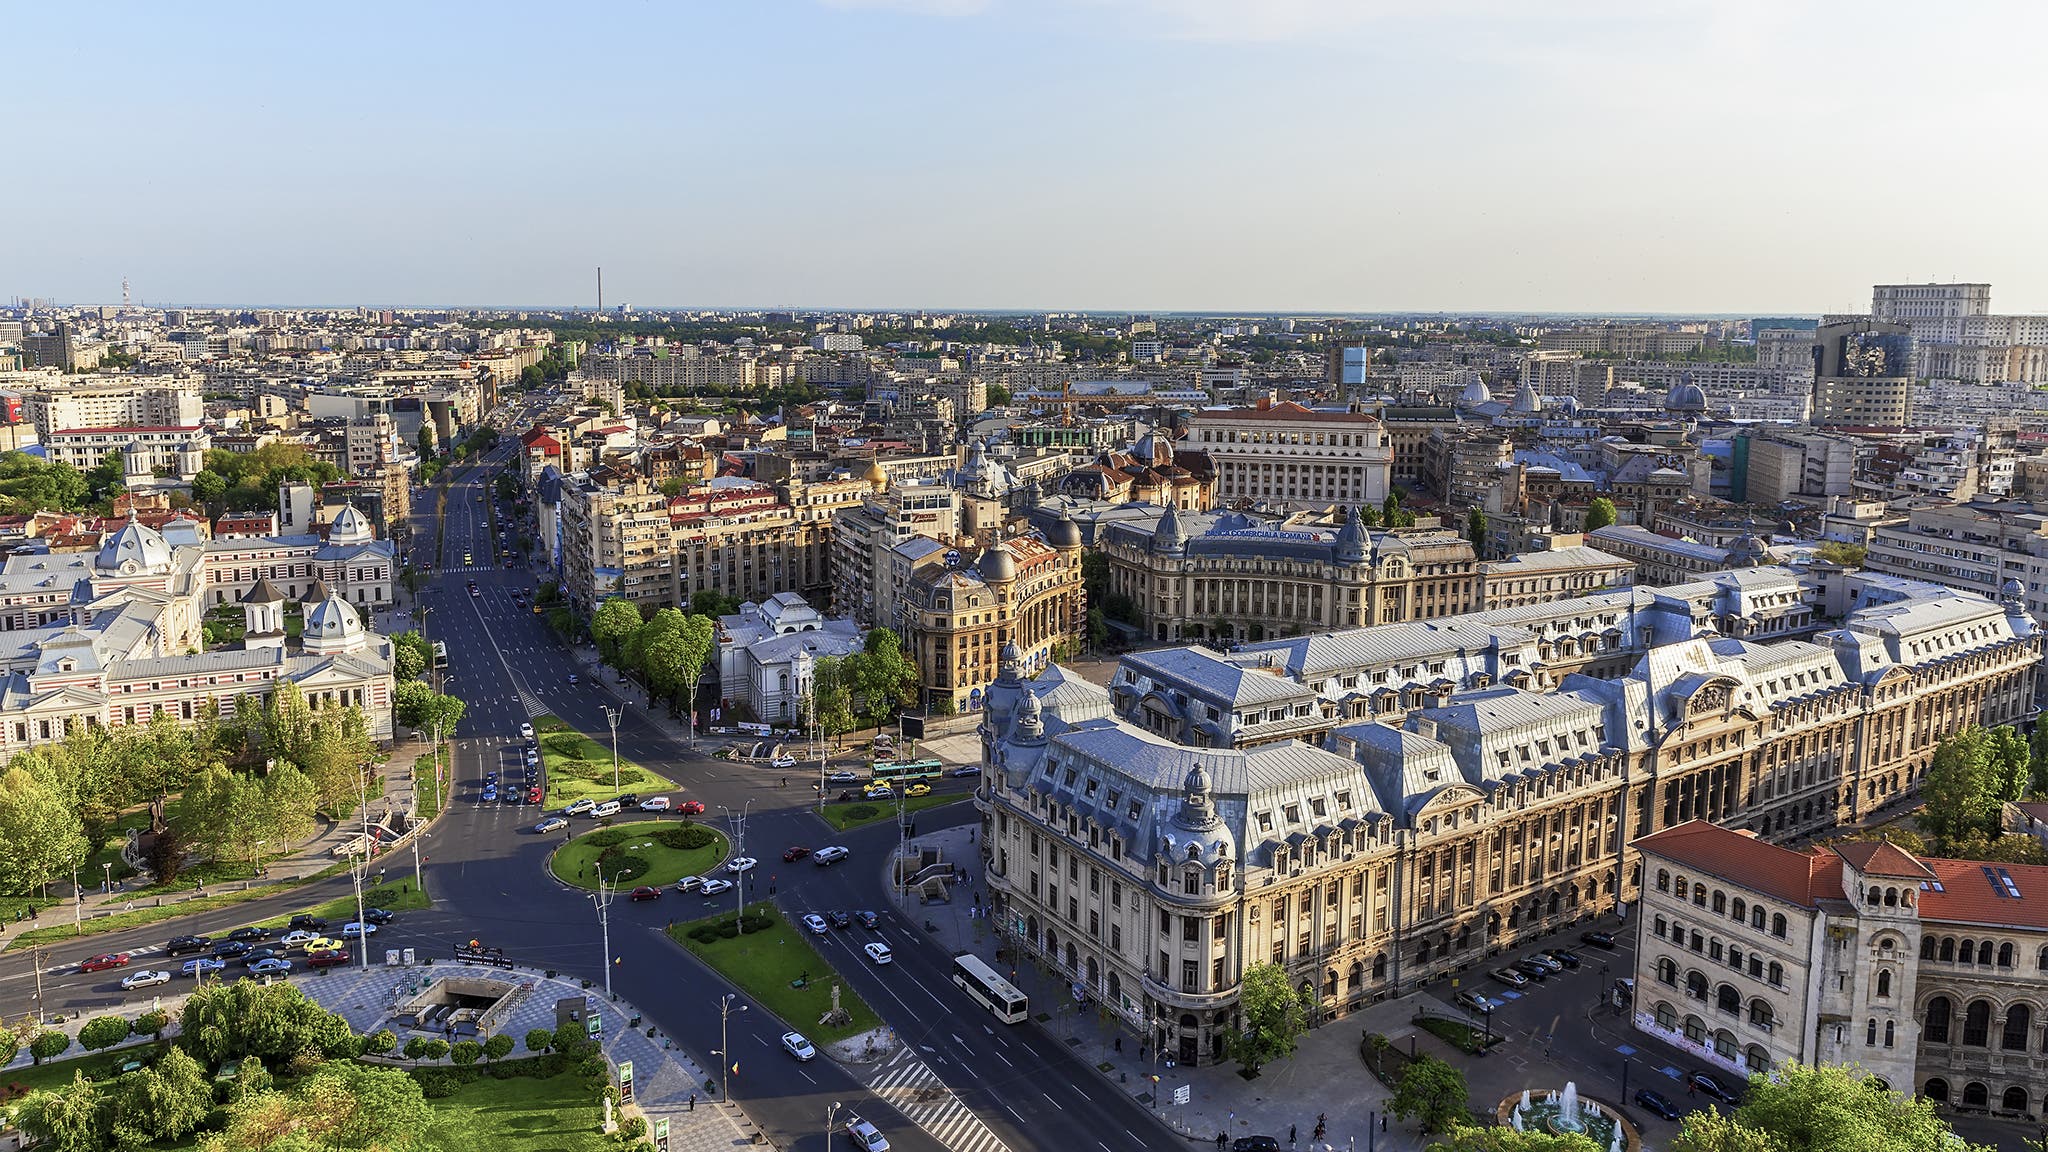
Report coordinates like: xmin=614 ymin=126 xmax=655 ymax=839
xmin=629 ymin=886 xmax=661 ymax=902
xmin=79 ymin=953 xmax=131 ymax=973
xmin=305 ymin=948 xmax=349 ymax=968
xmin=678 ymin=800 xmax=705 ymax=816
xmin=782 ymin=846 xmax=811 ymax=862
xmin=527 ymin=786 xmax=543 ymax=803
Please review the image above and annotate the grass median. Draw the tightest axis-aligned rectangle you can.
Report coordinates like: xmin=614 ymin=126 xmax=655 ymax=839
xmin=667 ymin=902 xmax=881 ymax=1045
xmin=816 ymin=791 xmax=962 ymax=832
xmin=549 ymin=820 xmax=728 ymax=890
xmin=4 ymin=860 xmax=353 ymax=952
xmin=418 ymin=1068 xmax=610 ymax=1152
xmin=412 ymin=745 xmax=450 ymax=823
xmin=252 ymin=877 xmax=432 ymax=931
xmin=535 ymin=715 xmax=669 ymax=807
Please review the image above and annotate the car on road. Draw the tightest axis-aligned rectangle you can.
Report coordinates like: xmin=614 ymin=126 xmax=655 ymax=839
xmin=1452 ymin=990 xmax=1492 ymax=1014
xmin=212 ymin=941 xmax=252 ymax=961
xmin=864 ymin=942 xmax=894 ymax=965
xmin=726 ymin=856 xmax=757 ymax=874
xmin=288 ymin=915 xmax=329 ymax=932
xmin=781 ymin=1031 xmax=816 ymax=1061
xmin=675 ymin=876 xmax=703 ymax=894
xmin=639 ymin=797 xmax=671 ymax=811
xmin=567 ymin=674 xmax=579 ymax=686
xmin=854 ymin=910 xmax=880 ymax=930
xmin=482 ymin=787 xmax=500 ymax=802
xmin=782 ymin=846 xmax=811 ymax=862
xmin=1580 ymin=930 xmax=1617 ymax=949
xmin=1491 ymin=967 xmax=1530 ymax=988
xmin=306 ymin=948 xmax=348 ymax=969
xmin=248 ymin=958 xmax=293 ymax=978
xmin=227 ymin=926 xmax=272 ymax=942
xmin=339 ymin=922 xmax=377 ymax=938
xmin=803 ymin=913 xmax=830 ymax=935
xmin=863 ymin=784 xmax=893 ymax=800
xmin=772 ymin=754 xmax=796 ymax=769
xmin=1510 ymin=959 xmax=1552 ymax=981
xmin=182 ymin=958 xmax=227 ymax=978
xmin=79 ymin=953 xmax=131 ymax=973
xmin=826 ymin=770 xmax=860 ymax=784
xmin=904 ymin=783 xmax=932 ymax=797
xmin=468 ymin=583 xmax=479 ymax=597
xmin=1634 ymin=1089 xmax=1684 ymax=1121
xmin=948 ymin=765 xmax=979 ymax=778
xmin=629 ymin=886 xmax=661 ymax=902
xmin=1521 ymin=953 xmax=1563 ymax=974
xmin=564 ymin=798 xmax=597 ymax=816
xmin=589 ymin=800 xmax=621 ymax=818
xmin=520 ymin=722 xmax=535 ymax=740
xmin=1689 ymin=1072 xmax=1740 ymax=1104
xmin=1233 ymin=1139 xmax=1282 ymax=1152
xmin=700 ymin=878 xmax=734 ymax=897
xmin=845 ymin=1116 xmax=889 ymax=1152
xmin=1541 ymin=948 xmax=1583 ymax=970
xmin=165 ymin=935 xmax=213 ymax=956
xmin=362 ymin=908 xmax=396 ymax=925
xmin=280 ymin=930 xmax=321 ymax=950
xmin=813 ymin=846 xmax=849 ymax=866
xmin=535 ymin=816 xmax=569 ymax=833
xmin=239 ymin=947 xmax=281 ymax=967
xmin=678 ymin=800 xmax=705 ymax=815
xmin=617 ymin=794 xmax=641 ymax=807
xmin=120 ymin=969 xmax=172 ymax=990
xmin=827 ymin=910 xmax=852 ymax=930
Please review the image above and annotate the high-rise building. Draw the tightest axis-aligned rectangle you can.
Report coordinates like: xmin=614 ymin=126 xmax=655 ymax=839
xmin=1811 ymin=319 xmax=1914 ymax=428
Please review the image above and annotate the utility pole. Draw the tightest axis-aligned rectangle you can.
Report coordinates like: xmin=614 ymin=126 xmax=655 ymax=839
xmin=71 ymin=866 xmax=80 ymax=936
xmin=593 ymin=867 xmax=617 ymax=1000
xmin=716 ymin=994 xmax=747 ymax=1103
xmin=29 ymin=944 xmax=46 ymax=1025
xmin=604 ymin=705 xmax=621 ymax=798
xmin=354 ymin=761 xmax=373 ymax=970
xmin=719 ymin=802 xmax=751 ymax=930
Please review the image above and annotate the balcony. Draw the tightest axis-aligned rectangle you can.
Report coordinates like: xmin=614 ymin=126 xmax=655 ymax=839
xmin=1141 ymin=972 xmax=1239 ymax=1010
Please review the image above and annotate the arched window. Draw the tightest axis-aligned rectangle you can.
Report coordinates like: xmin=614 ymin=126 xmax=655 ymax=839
xmin=1728 ymin=946 xmax=1744 ymax=971
xmin=1960 ymin=938 xmax=1976 ymax=963
xmin=1963 ymin=1082 xmax=1989 ymax=1109
xmin=1963 ymin=999 xmax=1992 ymax=1047
xmin=1866 ymin=887 xmax=1881 ymax=906
xmin=1885 ymin=887 xmax=1898 ymax=907
xmin=1656 ymin=869 xmax=1670 ymax=892
xmin=2038 ymin=945 xmax=2048 ymax=972
xmin=1884 ymin=1020 xmax=1895 ymax=1047
xmin=1730 ymin=898 xmax=1746 ymax=923
xmin=1866 ymin=1018 xmax=1877 ymax=1046
xmin=1656 ymin=1001 xmax=1677 ymax=1029
xmin=1675 ymin=877 xmax=1688 ymax=900
xmin=2004 ymin=1087 xmax=2029 ymax=1113
xmin=1654 ymin=915 xmax=1667 ymax=936
xmin=1940 ymin=938 xmax=1956 ymax=962
xmin=1979 ymin=940 xmax=1995 ymax=966
xmin=1771 ymin=913 xmax=1787 ymax=938
xmin=1744 ymin=1045 xmax=1769 ymax=1074
xmin=1656 ymin=957 xmax=1677 ymax=985
xmin=1921 ymin=938 xmax=1936 ymax=961
xmin=1712 ymin=891 xmax=1726 ymax=914
xmin=1718 ymin=984 xmax=1740 ymax=1013
xmin=1925 ymin=996 xmax=1952 ymax=1044
xmin=1686 ymin=971 xmax=1708 ymax=1001
xmin=1372 ymin=953 xmax=1387 ymax=979
xmin=1923 ymin=1078 xmax=1950 ymax=1102
xmin=1751 ymin=906 xmax=1766 ymax=930
xmin=1999 ymin=942 xmax=2015 ymax=968
xmin=2002 ymin=1004 xmax=2032 ymax=1051
xmin=1750 ymin=999 xmax=1774 ymax=1028
xmin=1876 ymin=970 xmax=1892 ymax=999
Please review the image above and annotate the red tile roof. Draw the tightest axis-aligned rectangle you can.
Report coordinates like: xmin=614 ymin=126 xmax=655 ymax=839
xmin=1917 ymin=857 xmax=2048 ymax=931
xmin=1633 ymin=820 xmax=1839 ymax=907
xmin=1834 ymin=839 xmax=1936 ymax=880
xmin=1192 ymin=402 xmax=1381 ymax=425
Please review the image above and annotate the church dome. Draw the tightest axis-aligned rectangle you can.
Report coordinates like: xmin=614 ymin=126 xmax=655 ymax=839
xmin=1152 ymin=504 xmax=1187 ymax=555
xmin=1045 ymin=512 xmax=1082 ymax=549
xmin=302 ymin=591 xmax=368 ymax=655
xmin=328 ymin=502 xmax=372 ymax=545
xmin=1458 ymin=378 xmax=1494 ymax=408
xmin=1511 ymin=382 xmax=1544 ymax=415
xmin=978 ymin=542 xmax=1018 ymax=583
xmin=1664 ymin=381 xmax=1708 ymax=411
xmin=863 ymin=458 xmax=889 ymax=489
xmin=1332 ymin=504 xmax=1368 ymax=566
xmin=95 ymin=515 xmax=174 ymax=576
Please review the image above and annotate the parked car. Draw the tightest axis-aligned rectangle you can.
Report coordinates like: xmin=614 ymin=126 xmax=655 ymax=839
xmin=1580 ymin=930 xmax=1617 ymax=949
xmin=120 ymin=969 xmax=171 ymax=990
xmin=288 ymin=915 xmax=329 ymax=932
xmin=1453 ymin=990 xmax=1492 ymax=1014
xmin=535 ymin=816 xmax=570 ymax=833
xmin=783 ymin=846 xmax=812 ymax=862
xmin=164 ymin=935 xmax=213 ymax=956
xmin=306 ymin=948 xmax=349 ymax=969
xmin=629 ymin=886 xmax=661 ymax=902
xmin=781 ymin=1031 xmax=817 ymax=1061
xmin=639 ymin=797 xmax=671 ymax=811
xmin=678 ymin=800 xmax=705 ymax=815
xmin=1634 ymin=1089 xmax=1684 ymax=1121
xmin=1541 ymin=948 xmax=1583 ymax=969
xmin=1492 ymin=967 xmax=1530 ymax=988
xmin=79 ymin=953 xmax=131 ymax=973
xmin=1522 ymin=953 xmax=1563 ymax=974
xmin=1233 ymin=1139 xmax=1281 ymax=1152
xmin=700 ymin=878 xmax=734 ymax=897
xmin=182 ymin=957 xmax=227 ymax=978
xmin=1689 ymin=1072 xmax=1740 ymax=1104
xmin=864 ymin=942 xmax=894 ymax=965
xmin=248 ymin=958 xmax=293 ymax=978
xmin=845 ymin=1117 xmax=890 ymax=1152
xmin=803 ymin=913 xmax=830 ymax=935
xmin=726 ymin=856 xmax=758 ymax=874
xmin=904 ymin=783 xmax=932 ymax=797
xmin=1510 ymin=959 xmax=1552 ymax=981
xmin=564 ymin=798 xmax=597 ymax=815
xmin=675 ymin=876 xmax=703 ymax=894
xmin=854 ymin=910 xmax=880 ymax=930
xmin=813 ymin=846 xmax=849 ymax=866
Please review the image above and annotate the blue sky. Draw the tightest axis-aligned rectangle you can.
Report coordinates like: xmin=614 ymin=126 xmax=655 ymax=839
xmin=12 ymin=1 xmax=2048 ymax=313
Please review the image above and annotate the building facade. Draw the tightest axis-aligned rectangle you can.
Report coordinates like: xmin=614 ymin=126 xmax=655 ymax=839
xmin=899 ymin=529 xmax=1086 ymax=712
xmin=1187 ymin=401 xmax=1393 ymax=508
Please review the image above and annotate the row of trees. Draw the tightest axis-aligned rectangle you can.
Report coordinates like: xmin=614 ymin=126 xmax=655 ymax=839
xmin=188 ymin=443 xmax=341 ymax=515
xmin=390 ymin=630 xmax=466 ymax=737
xmin=807 ymin=628 xmax=920 ymax=736
xmin=590 ymin=599 xmax=717 ymax=717
xmin=0 ymin=683 xmax=381 ymax=897
xmin=0 ymin=449 xmax=128 ymax=514
xmin=1915 ymin=723 xmax=2048 ymax=860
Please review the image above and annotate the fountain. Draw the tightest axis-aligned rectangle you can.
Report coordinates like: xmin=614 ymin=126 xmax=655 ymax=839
xmin=1496 ymin=1081 xmax=1640 ymax=1152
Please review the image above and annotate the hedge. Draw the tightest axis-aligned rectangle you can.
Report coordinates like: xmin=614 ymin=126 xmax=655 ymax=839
xmin=654 ymin=824 xmax=717 ymax=850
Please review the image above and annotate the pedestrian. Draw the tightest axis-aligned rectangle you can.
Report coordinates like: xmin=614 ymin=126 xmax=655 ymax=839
xmin=1380 ymin=1116 xmax=1386 ymax=1134
xmin=1114 ymin=1035 xmax=1122 ymax=1053
xmin=1138 ymin=1043 xmax=1147 ymax=1062
xmin=1217 ymin=1133 xmax=1226 ymax=1150
xmin=688 ymin=1093 xmax=696 ymax=1112
xmin=1687 ymin=1081 xmax=1696 ymax=1097
xmin=1290 ymin=1125 xmax=1297 ymax=1148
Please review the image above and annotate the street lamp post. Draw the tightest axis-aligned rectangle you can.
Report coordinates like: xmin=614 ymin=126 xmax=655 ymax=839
xmin=718 ymin=802 xmax=751 ymax=930
xmin=354 ymin=762 xmax=374 ymax=970
xmin=826 ymin=1101 xmax=841 ymax=1152
xmin=716 ymin=994 xmax=748 ymax=1103
xmin=71 ymin=865 xmax=80 ymax=936
xmin=592 ymin=866 xmax=617 ymax=999
xmin=102 ymin=861 xmax=112 ymax=895
xmin=412 ymin=833 xmax=428 ymax=898
xmin=604 ymin=706 xmax=621 ymax=798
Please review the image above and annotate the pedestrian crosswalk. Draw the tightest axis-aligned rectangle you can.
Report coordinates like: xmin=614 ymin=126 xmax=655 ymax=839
xmin=866 ymin=1047 xmax=1009 ymax=1152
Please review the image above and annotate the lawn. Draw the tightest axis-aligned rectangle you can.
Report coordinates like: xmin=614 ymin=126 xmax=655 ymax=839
xmin=252 ymin=877 xmax=431 ymax=931
xmin=668 ymin=903 xmax=882 ymax=1044
xmin=816 ymin=791 xmax=963 ymax=832
xmin=1415 ymin=1015 xmax=1499 ymax=1054
xmin=534 ymin=715 xmax=669 ymax=807
xmin=417 ymin=1069 xmax=610 ymax=1152
xmin=549 ymin=821 xmax=728 ymax=891
xmin=0 ymin=1040 xmax=173 ymax=1098
xmin=412 ymin=746 xmax=450 ymax=823
xmin=5 ymin=860 xmax=351 ymax=952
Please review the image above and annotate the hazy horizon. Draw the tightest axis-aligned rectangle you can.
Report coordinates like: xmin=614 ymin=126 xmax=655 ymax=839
xmin=13 ymin=1 xmax=2048 ymax=315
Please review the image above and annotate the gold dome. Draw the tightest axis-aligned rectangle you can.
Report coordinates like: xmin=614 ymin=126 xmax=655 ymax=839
xmin=864 ymin=458 xmax=889 ymax=489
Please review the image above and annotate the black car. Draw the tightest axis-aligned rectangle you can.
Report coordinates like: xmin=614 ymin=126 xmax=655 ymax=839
xmin=1690 ymin=1072 xmax=1740 ymax=1104
xmin=1234 ymin=1138 xmax=1281 ymax=1152
xmin=853 ymin=910 xmax=880 ymax=930
xmin=226 ymin=927 xmax=271 ymax=943
xmin=827 ymin=910 xmax=852 ymax=930
xmin=1510 ymin=959 xmax=1552 ymax=981
xmin=617 ymin=794 xmax=640 ymax=807
xmin=240 ymin=946 xmax=280 ymax=967
xmin=165 ymin=935 xmax=213 ymax=956
xmin=1580 ymin=930 xmax=1617 ymax=949
xmin=362 ymin=908 xmax=395 ymax=925
xmin=1634 ymin=1089 xmax=1683 ymax=1121
xmin=212 ymin=941 xmax=252 ymax=960
xmin=1542 ymin=948 xmax=1583 ymax=969
xmin=288 ymin=915 xmax=328 ymax=933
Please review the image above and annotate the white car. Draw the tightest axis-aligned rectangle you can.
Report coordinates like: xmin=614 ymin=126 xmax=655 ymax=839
xmin=812 ymin=846 xmax=850 ymax=866
xmin=781 ymin=1031 xmax=816 ymax=1061
xmin=279 ymin=930 xmax=321 ymax=950
xmin=182 ymin=958 xmax=227 ymax=978
xmin=771 ymin=754 xmax=796 ymax=769
xmin=674 ymin=875 xmax=703 ymax=894
xmin=864 ymin=942 xmax=894 ymax=966
xmin=589 ymin=800 xmax=621 ymax=819
xmin=535 ymin=816 xmax=569 ymax=833
xmin=564 ymin=798 xmax=597 ymax=816
xmin=826 ymin=770 xmax=859 ymax=784
xmin=339 ymin=922 xmax=378 ymax=938
xmin=802 ymin=913 xmax=829 ymax=935
xmin=700 ymin=878 xmax=735 ymax=897
xmin=520 ymin=722 xmax=535 ymax=740
xmin=726 ymin=856 xmax=757 ymax=874
xmin=639 ymin=797 xmax=671 ymax=811
xmin=120 ymin=969 xmax=172 ymax=990
xmin=846 ymin=1116 xmax=890 ymax=1152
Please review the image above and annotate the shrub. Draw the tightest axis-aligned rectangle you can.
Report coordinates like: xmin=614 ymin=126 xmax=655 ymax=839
xmin=416 ymin=1070 xmax=462 ymax=1098
xmin=843 ymin=804 xmax=881 ymax=821
xmin=451 ymin=1041 xmax=481 ymax=1066
xmin=687 ymin=925 xmax=721 ymax=944
xmin=619 ymin=1116 xmax=647 ymax=1140
xmin=363 ymin=1029 xmax=397 ymax=1055
xmin=583 ymin=829 xmax=632 ymax=848
xmin=598 ymin=853 xmax=649 ymax=882
xmin=525 ymin=1028 xmax=554 ymax=1054
xmin=422 ymin=1039 xmax=450 ymax=1061
xmin=78 ymin=1015 xmax=132 ymax=1052
xmin=740 ymin=912 xmax=775 ymax=933
xmin=654 ymin=825 xmax=716 ymax=850
xmin=483 ymin=1034 xmax=515 ymax=1062
xmin=577 ymin=1054 xmax=609 ymax=1087
xmin=404 ymin=1036 xmax=430 ymax=1060
xmin=554 ymin=1023 xmax=592 ymax=1056
xmin=134 ymin=1010 xmax=170 ymax=1038
xmin=30 ymin=1030 xmax=70 ymax=1064
xmin=286 ymin=1044 xmax=326 ymax=1077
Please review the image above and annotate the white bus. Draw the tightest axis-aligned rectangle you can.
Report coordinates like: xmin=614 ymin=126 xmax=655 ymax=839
xmin=951 ymin=953 xmax=1028 ymax=1024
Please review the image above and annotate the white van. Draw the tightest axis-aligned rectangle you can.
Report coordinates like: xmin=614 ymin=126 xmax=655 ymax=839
xmin=813 ymin=846 xmax=850 ymax=866
xmin=589 ymin=800 xmax=622 ymax=819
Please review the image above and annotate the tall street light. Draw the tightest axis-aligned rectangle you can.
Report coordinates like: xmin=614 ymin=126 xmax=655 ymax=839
xmin=603 ymin=705 xmax=622 ymax=798
xmin=826 ymin=1101 xmax=841 ymax=1152
xmin=716 ymin=994 xmax=748 ymax=1103
xmin=718 ymin=802 xmax=752 ymax=931
xmin=592 ymin=866 xmax=618 ymax=1000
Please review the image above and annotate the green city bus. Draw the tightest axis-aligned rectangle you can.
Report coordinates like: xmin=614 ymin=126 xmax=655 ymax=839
xmin=869 ymin=758 xmax=943 ymax=783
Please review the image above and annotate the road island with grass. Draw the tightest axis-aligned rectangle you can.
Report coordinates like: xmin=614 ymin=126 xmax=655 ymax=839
xmin=668 ymin=903 xmax=882 ymax=1044
xmin=534 ymin=715 xmax=671 ymax=807
xmin=550 ymin=821 xmax=729 ymax=890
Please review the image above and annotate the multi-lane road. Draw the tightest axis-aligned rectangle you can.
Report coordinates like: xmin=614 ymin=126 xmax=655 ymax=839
xmin=0 ymin=401 xmax=1173 ymax=1152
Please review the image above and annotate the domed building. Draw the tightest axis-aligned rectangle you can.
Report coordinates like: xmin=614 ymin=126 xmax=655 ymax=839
xmin=894 ymin=525 xmax=1086 ymax=713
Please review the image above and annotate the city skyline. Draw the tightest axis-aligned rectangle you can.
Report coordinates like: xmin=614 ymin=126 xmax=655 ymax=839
xmin=12 ymin=0 xmax=2048 ymax=313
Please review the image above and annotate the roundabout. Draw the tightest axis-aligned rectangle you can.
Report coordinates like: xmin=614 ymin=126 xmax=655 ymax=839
xmin=548 ymin=820 xmax=729 ymax=889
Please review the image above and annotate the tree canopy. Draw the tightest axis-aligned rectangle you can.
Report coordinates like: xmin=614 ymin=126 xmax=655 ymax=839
xmin=1669 ymin=1061 xmax=1992 ymax=1152
xmin=1224 ymin=961 xmax=1312 ymax=1073
xmin=1387 ymin=1053 xmax=1469 ymax=1134
xmin=1584 ymin=497 xmax=1618 ymax=533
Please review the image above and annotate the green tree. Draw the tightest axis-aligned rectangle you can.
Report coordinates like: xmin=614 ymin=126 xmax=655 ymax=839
xmin=1387 ymin=1053 xmax=1468 ymax=1135
xmin=1086 ymin=606 xmax=1109 ymax=650
xmin=118 ymin=1045 xmax=213 ymax=1146
xmin=591 ymin=597 xmax=644 ymax=665
xmin=191 ymin=469 xmax=229 ymax=505
xmin=394 ymin=680 xmax=466 ymax=735
xmin=1985 ymin=724 xmax=2030 ymax=803
xmin=1920 ymin=726 xmax=2001 ymax=846
xmin=417 ymin=425 xmax=436 ymax=460
xmin=1382 ymin=490 xmax=1403 ymax=526
xmin=30 ymin=1028 xmax=72 ymax=1064
xmin=2032 ymin=722 xmax=2048 ymax=797
xmin=1465 ymin=508 xmax=1488 ymax=556
xmin=1670 ymin=1061 xmax=1993 ymax=1152
xmin=1814 ymin=541 xmax=1867 ymax=568
xmin=1426 ymin=1129 xmax=1603 ymax=1152
xmin=178 ymin=978 xmax=355 ymax=1067
xmin=362 ymin=1029 xmax=397 ymax=1055
xmin=15 ymin=1072 xmax=106 ymax=1152
xmin=77 ymin=1014 xmax=132 ymax=1051
xmin=811 ymin=656 xmax=857 ymax=743
xmin=391 ymin=632 xmax=434 ymax=681
xmin=450 ymin=1039 xmax=481 ymax=1065
xmin=0 ymin=1023 xmax=19 ymax=1066
xmin=685 ymin=588 xmax=739 ymax=619
xmin=0 ymin=765 xmax=91 ymax=896
xmin=482 ymin=1033 xmax=514 ymax=1062
xmin=1585 ymin=497 xmax=1618 ymax=533
xmin=846 ymin=628 xmax=919 ymax=728
xmin=525 ymin=1027 xmax=554 ymax=1053
xmin=1223 ymin=961 xmax=1312 ymax=1074
xmin=985 ymin=383 xmax=1012 ymax=407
